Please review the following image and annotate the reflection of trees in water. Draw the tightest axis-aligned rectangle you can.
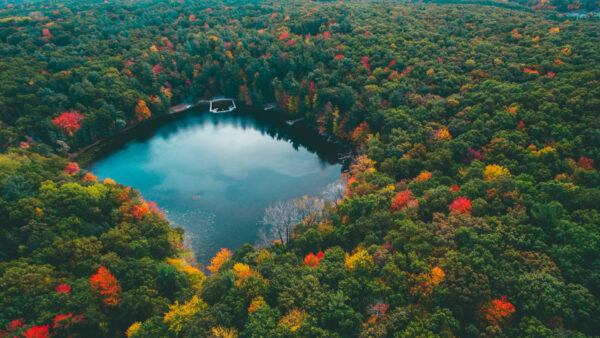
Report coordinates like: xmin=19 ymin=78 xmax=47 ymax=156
xmin=204 ymin=108 xmax=350 ymax=165
xmin=323 ymin=179 xmax=346 ymax=202
xmin=257 ymin=179 xmax=346 ymax=247
xmin=93 ymin=107 xmax=351 ymax=168
xmin=165 ymin=209 xmax=216 ymax=265
xmin=258 ymin=197 xmax=325 ymax=247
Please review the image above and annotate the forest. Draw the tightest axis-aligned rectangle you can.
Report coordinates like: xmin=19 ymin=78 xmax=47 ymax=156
xmin=0 ymin=0 xmax=599 ymax=336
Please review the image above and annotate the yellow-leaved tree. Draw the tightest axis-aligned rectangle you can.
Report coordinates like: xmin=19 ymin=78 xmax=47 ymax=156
xmin=248 ymin=296 xmax=266 ymax=314
xmin=166 ymin=257 xmax=205 ymax=292
xmin=126 ymin=322 xmax=141 ymax=337
xmin=278 ymin=309 xmax=308 ymax=332
xmin=163 ymin=295 xmax=207 ymax=334
xmin=210 ymin=326 xmax=238 ymax=338
xmin=232 ymin=263 xmax=252 ymax=279
xmin=434 ymin=127 xmax=452 ymax=141
xmin=345 ymin=248 xmax=373 ymax=272
xmin=484 ymin=164 xmax=510 ymax=180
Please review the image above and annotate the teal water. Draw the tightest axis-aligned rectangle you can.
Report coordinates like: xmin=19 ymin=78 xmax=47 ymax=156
xmin=89 ymin=110 xmax=345 ymax=264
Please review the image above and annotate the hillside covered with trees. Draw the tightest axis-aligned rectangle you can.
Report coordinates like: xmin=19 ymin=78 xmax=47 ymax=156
xmin=0 ymin=0 xmax=599 ymax=336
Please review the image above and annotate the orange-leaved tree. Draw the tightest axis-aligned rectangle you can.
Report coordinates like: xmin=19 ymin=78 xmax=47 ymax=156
xmin=90 ymin=267 xmax=121 ymax=306
xmin=131 ymin=202 xmax=151 ymax=220
xmin=135 ymin=100 xmax=151 ymax=122
xmin=304 ymin=251 xmax=324 ymax=267
xmin=390 ymin=190 xmax=417 ymax=211
xmin=82 ymin=172 xmax=97 ymax=182
xmin=351 ymin=122 xmax=372 ymax=146
xmin=207 ymin=248 xmax=232 ymax=274
xmin=414 ymin=171 xmax=432 ymax=182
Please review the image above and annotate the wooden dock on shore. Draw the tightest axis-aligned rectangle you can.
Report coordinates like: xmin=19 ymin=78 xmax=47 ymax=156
xmin=168 ymin=98 xmax=237 ymax=116
xmin=169 ymin=103 xmax=193 ymax=114
xmin=285 ymin=117 xmax=304 ymax=126
xmin=196 ymin=98 xmax=236 ymax=113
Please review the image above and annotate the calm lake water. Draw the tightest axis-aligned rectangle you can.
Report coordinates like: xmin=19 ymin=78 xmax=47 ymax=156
xmin=89 ymin=109 xmax=346 ymax=264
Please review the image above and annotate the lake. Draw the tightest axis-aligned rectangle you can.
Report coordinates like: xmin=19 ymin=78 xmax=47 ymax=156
xmin=88 ymin=108 xmax=346 ymax=264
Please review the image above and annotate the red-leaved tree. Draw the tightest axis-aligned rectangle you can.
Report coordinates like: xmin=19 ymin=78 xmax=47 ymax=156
xmin=53 ymin=111 xmax=84 ymax=136
xmin=449 ymin=197 xmax=472 ymax=214
xmin=7 ymin=319 xmax=25 ymax=331
xmin=55 ymin=284 xmax=71 ymax=294
xmin=53 ymin=313 xmax=84 ymax=329
xmin=278 ymin=32 xmax=290 ymax=40
xmin=390 ymin=190 xmax=415 ymax=211
xmin=64 ymin=162 xmax=80 ymax=175
xmin=90 ymin=267 xmax=121 ymax=306
xmin=466 ymin=147 xmax=483 ymax=162
xmin=577 ymin=156 xmax=594 ymax=170
xmin=484 ymin=295 xmax=515 ymax=326
xmin=23 ymin=325 xmax=50 ymax=338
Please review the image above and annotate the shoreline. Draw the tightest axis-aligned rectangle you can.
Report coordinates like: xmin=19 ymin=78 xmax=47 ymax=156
xmin=73 ymin=102 xmax=354 ymax=169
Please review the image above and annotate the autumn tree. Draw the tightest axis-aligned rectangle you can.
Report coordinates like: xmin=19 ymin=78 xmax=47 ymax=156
xmin=90 ymin=267 xmax=122 ymax=306
xmin=416 ymin=266 xmax=446 ymax=296
xmin=350 ymin=155 xmax=376 ymax=177
xmin=55 ymin=284 xmax=71 ymax=294
xmin=345 ymin=248 xmax=373 ymax=272
xmin=53 ymin=111 xmax=84 ymax=136
xmin=278 ymin=309 xmax=308 ymax=332
xmin=53 ymin=313 xmax=84 ymax=329
xmin=304 ymin=251 xmax=324 ymax=267
xmin=449 ymin=197 xmax=472 ymax=214
xmin=207 ymin=248 xmax=231 ymax=274
xmin=390 ymin=190 xmax=417 ymax=211
xmin=23 ymin=325 xmax=50 ymax=338
xmin=352 ymin=122 xmax=372 ymax=146
xmin=82 ymin=172 xmax=97 ymax=182
xmin=576 ymin=157 xmax=594 ymax=170
xmin=163 ymin=295 xmax=207 ymax=334
xmin=135 ymin=100 xmax=151 ymax=122
xmin=484 ymin=165 xmax=510 ymax=180
xmin=64 ymin=162 xmax=80 ymax=175
xmin=483 ymin=295 xmax=516 ymax=327
xmin=414 ymin=171 xmax=432 ymax=182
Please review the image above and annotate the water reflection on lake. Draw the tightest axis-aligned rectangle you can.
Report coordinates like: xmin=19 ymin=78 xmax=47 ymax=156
xmin=89 ymin=109 xmax=346 ymax=264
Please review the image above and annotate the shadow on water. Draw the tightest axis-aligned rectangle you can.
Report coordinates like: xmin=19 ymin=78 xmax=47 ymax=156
xmin=91 ymin=106 xmax=352 ymax=169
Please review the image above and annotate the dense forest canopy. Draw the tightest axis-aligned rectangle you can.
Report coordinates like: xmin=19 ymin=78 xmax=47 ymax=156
xmin=0 ymin=0 xmax=599 ymax=337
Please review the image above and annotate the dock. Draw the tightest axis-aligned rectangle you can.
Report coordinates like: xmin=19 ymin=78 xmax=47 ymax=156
xmin=197 ymin=98 xmax=237 ymax=114
xmin=264 ymin=103 xmax=277 ymax=111
xmin=169 ymin=103 xmax=193 ymax=114
xmin=285 ymin=117 xmax=304 ymax=126
xmin=168 ymin=98 xmax=237 ymax=116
